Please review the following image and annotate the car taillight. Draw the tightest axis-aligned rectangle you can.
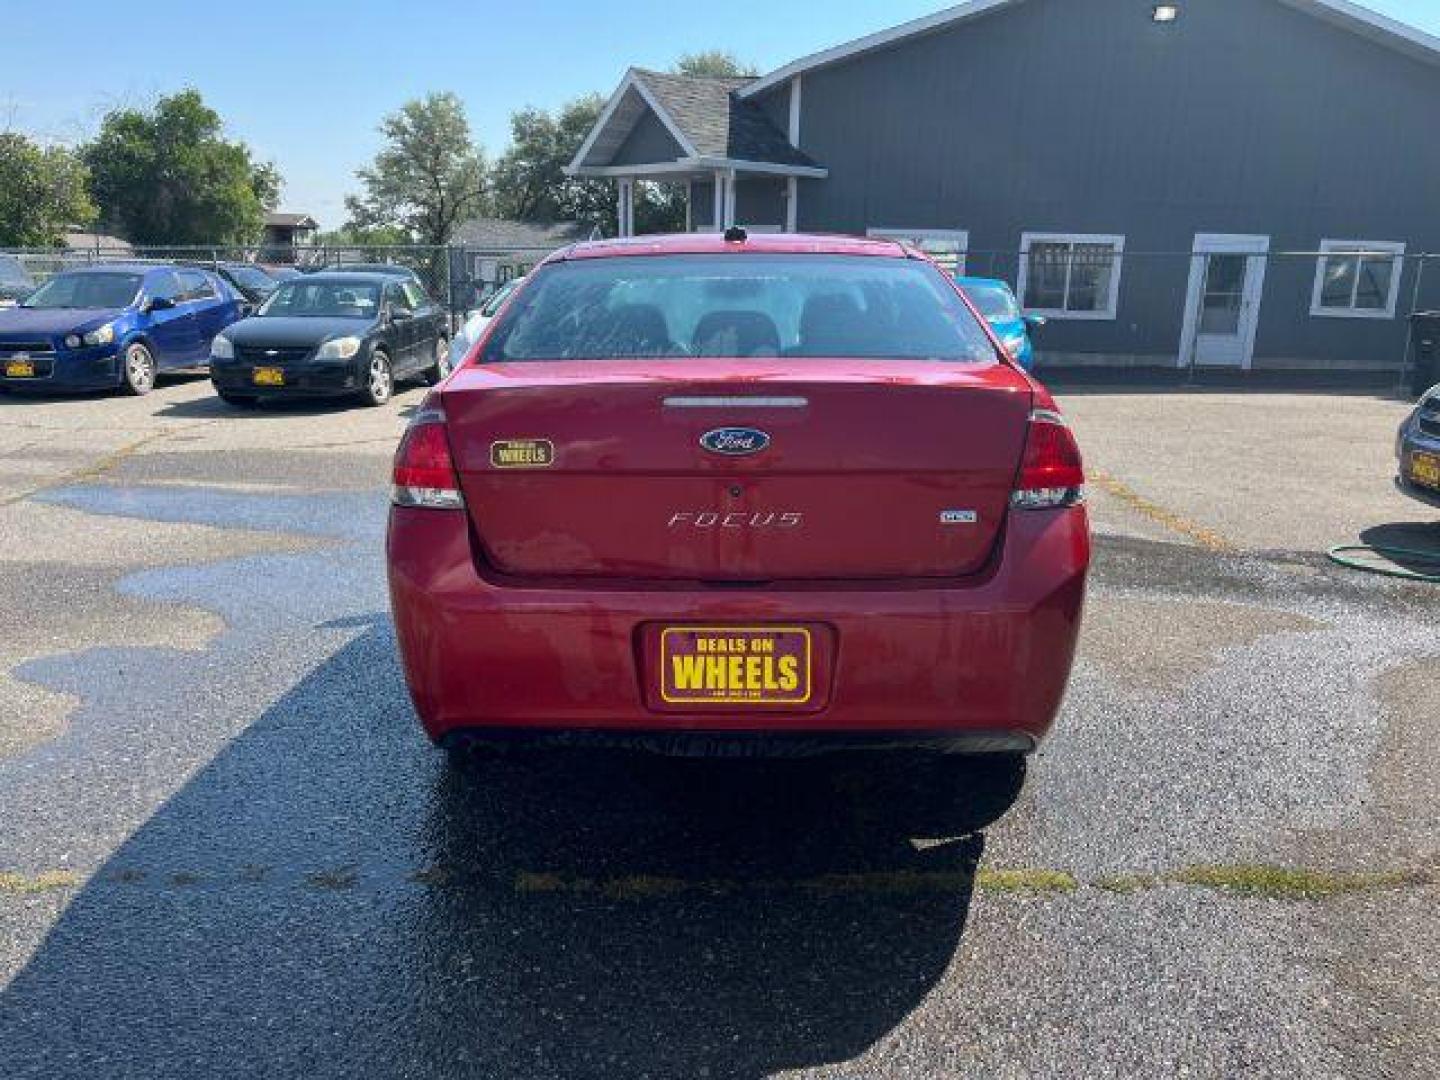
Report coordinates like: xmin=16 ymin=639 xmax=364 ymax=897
xmin=1011 ymin=409 xmax=1085 ymax=510
xmin=392 ymin=404 xmax=464 ymax=510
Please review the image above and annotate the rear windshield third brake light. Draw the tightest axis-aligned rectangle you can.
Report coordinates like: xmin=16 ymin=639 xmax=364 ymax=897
xmin=1011 ymin=409 xmax=1085 ymax=510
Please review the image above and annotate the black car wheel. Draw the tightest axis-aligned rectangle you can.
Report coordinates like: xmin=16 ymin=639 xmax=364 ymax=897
xmin=361 ymin=350 xmax=394 ymax=407
xmin=423 ymin=336 xmax=451 ymax=385
xmin=121 ymin=343 xmax=156 ymax=396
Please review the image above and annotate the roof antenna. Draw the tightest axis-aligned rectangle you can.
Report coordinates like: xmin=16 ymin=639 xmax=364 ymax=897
xmin=723 ymin=225 xmax=748 ymax=244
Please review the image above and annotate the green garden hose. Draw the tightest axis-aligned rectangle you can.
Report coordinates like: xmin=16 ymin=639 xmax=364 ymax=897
xmin=1327 ymin=544 xmax=1440 ymax=583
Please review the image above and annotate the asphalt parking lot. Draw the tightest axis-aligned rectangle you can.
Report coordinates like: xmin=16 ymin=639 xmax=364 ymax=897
xmin=0 ymin=376 xmax=1436 ymax=1079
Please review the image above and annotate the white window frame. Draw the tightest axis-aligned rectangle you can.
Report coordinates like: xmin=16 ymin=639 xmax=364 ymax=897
xmin=866 ymin=228 xmax=969 ymax=275
xmin=1309 ymin=239 xmax=1406 ymax=320
xmin=1017 ymin=232 xmax=1126 ymax=321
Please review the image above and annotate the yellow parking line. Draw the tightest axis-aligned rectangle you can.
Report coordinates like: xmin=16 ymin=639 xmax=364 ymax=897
xmin=1090 ymin=469 xmax=1238 ymax=553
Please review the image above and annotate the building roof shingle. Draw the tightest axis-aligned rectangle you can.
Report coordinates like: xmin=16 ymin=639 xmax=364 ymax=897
xmin=264 ymin=212 xmax=319 ymax=230
xmin=632 ymin=69 xmax=819 ymax=168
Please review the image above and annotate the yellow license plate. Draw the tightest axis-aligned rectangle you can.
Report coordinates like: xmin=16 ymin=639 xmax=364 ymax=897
xmin=660 ymin=627 xmax=811 ymax=706
xmin=5 ymin=360 xmax=35 ymax=378
xmin=253 ymin=367 xmax=285 ymax=387
xmin=1411 ymin=451 xmax=1440 ymax=490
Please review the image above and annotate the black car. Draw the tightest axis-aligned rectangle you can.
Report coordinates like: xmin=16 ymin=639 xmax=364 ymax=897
xmin=1397 ymin=384 xmax=1440 ymax=508
xmin=208 ymin=272 xmax=449 ymax=407
xmin=0 ymin=255 xmax=36 ymax=308
xmin=313 ymin=262 xmax=426 ymax=288
xmin=202 ymin=262 xmax=283 ymax=308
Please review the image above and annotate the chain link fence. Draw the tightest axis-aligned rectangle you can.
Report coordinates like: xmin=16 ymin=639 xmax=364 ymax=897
xmin=0 ymin=243 xmax=559 ymax=331
xmin=4 ymin=241 xmax=1437 ymax=388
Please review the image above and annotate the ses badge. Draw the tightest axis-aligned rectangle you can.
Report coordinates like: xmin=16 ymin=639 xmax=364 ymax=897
xmin=490 ymin=439 xmax=555 ymax=469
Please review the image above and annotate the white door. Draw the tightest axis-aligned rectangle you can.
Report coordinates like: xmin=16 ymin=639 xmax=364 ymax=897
xmin=1180 ymin=234 xmax=1269 ymax=369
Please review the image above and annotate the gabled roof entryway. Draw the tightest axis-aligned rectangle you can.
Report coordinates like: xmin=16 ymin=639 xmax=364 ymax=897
xmin=568 ymin=68 xmax=826 ymax=180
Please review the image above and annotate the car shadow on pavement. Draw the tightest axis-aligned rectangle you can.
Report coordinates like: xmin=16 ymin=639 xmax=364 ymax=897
xmin=0 ymin=373 xmax=209 ymax=404
xmin=0 ymin=620 xmax=1021 ymax=1079
xmin=153 ymin=385 xmax=430 ymax=420
xmin=1358 ymin=521 xmax=1440 ymax=577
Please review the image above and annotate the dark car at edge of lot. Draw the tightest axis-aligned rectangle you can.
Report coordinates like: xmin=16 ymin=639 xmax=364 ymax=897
xmin=1397 ymin=384 xmax=1440 ymax=507
xmin=209 ymin=272 xmax=449 ymax=407
xmin=312 ymin=263 xmax=426 ymax=289
xmin=0 ymin=255 xmax=37 ymax=308
xmin=0 ymin=263 xmax=242 ymax=395
xmin=199 ymin=262 xmax=285 ymax=310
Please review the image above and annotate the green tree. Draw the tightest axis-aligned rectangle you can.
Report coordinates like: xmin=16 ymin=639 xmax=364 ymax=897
xmin=673 ymin=51 xmax=758 ymax=78
xmin=0 ymin=132 xmax=96 ymax=247
xmin=489 ymin=94 xmax=614 ymax=227
xmin=314 ymin=224 xmax=412 ymax=247
xmin=82 ymin=90 xmax=279 ymax=244
xmin=344 ymin=93 xmax=488 ymax=246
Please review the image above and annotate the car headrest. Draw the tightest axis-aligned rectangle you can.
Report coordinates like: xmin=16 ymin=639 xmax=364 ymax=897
xmin=692 ymin=310 xmax=782 ymax=357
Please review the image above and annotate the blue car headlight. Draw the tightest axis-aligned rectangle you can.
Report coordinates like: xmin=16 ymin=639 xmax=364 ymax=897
xmin=83 ymin=323 xmax=116 ymax=347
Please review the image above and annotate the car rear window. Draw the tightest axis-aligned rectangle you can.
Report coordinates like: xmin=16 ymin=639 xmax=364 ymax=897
xmin=479 ymin=254 xmax=998 ymax=364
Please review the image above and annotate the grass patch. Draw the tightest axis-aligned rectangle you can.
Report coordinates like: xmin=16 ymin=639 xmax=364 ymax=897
xmin=410 ymin=865 xmax=454 ymax=887
xmin=599 ymin=875 xmax=696 ymax=900
xmin=1169 ymin=865 xmax=1423 ymax=899
xmin=515 ymin=872 xmax=577 ymax=895
xmin=799 ymin=871 xmax=974 ymax=895
xmin=305 ymin=867 xmax=358 ymax=890
xmin=976 ymin=869 xmax=1079 ymax=894
xmin=1094 ymin=873 xmax=1158 ymax=895
xmin=0 ymin=870 xmax=82 ymax=894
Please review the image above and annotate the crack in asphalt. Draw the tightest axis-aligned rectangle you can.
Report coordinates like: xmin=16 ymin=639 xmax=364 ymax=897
xmin=0 ymin=421 xmax=217 ymax=507
xmin=1090 ymin=468 xmax=1239 ymax=552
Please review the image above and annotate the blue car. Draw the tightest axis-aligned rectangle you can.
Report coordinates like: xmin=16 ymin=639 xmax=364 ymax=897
xmin=1397 ymin=384 xmax=1440 ymax=508
xmin=0 ymin=264 xmax=242 ymax=395
xmin=957 ymin=276 xmax=1044 ymax=371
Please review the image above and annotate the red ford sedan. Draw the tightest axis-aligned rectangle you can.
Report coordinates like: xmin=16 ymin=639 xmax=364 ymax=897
xmin=386 ymin=233 xmax=1089 ymax=762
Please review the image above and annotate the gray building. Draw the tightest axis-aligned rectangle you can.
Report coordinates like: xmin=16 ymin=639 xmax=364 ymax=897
xmin=569 ymin=0 xmax=1440 ymax=373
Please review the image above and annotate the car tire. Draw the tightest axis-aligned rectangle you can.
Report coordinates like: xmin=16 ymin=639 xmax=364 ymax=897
xmin=121 ymin=343 xmax=157 ymax=396
xmin=217 ymin=391 xmax=259 ymax=409
xmin=423 ymin=337 xmax=451 ymax=386
xmin=360 ymin=349 xmax=394 ymax=407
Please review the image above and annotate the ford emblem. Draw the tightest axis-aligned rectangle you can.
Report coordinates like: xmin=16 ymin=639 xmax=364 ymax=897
xmin=700 ymin=427 xmax=771 ymax=456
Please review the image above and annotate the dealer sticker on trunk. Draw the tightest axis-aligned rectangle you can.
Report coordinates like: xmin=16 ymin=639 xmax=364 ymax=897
xmin=661 ymin=627 xmax=811 ymax=707
xmin=490 ymin=439 xmax=555 ymax=469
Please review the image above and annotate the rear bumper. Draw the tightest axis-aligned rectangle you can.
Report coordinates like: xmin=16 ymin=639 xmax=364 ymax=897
xmin=1398 ymin=432 xmax=1440 ymax=507
xmin=387 ymin=507 xmax=1090 ymax=749
xmin=1397 ymin=475 xmax=1440 ymax=508
xmin=441 ymin=728 xmax=1035 ymax=758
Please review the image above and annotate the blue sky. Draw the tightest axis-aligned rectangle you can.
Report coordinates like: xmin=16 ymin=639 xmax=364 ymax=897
xmin=4 ymin=0 xmax=1439 ymax=229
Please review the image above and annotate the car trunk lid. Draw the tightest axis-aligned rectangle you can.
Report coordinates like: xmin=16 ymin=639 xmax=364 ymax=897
xmin=442 ymin=359 xmax=1033 ymax=582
